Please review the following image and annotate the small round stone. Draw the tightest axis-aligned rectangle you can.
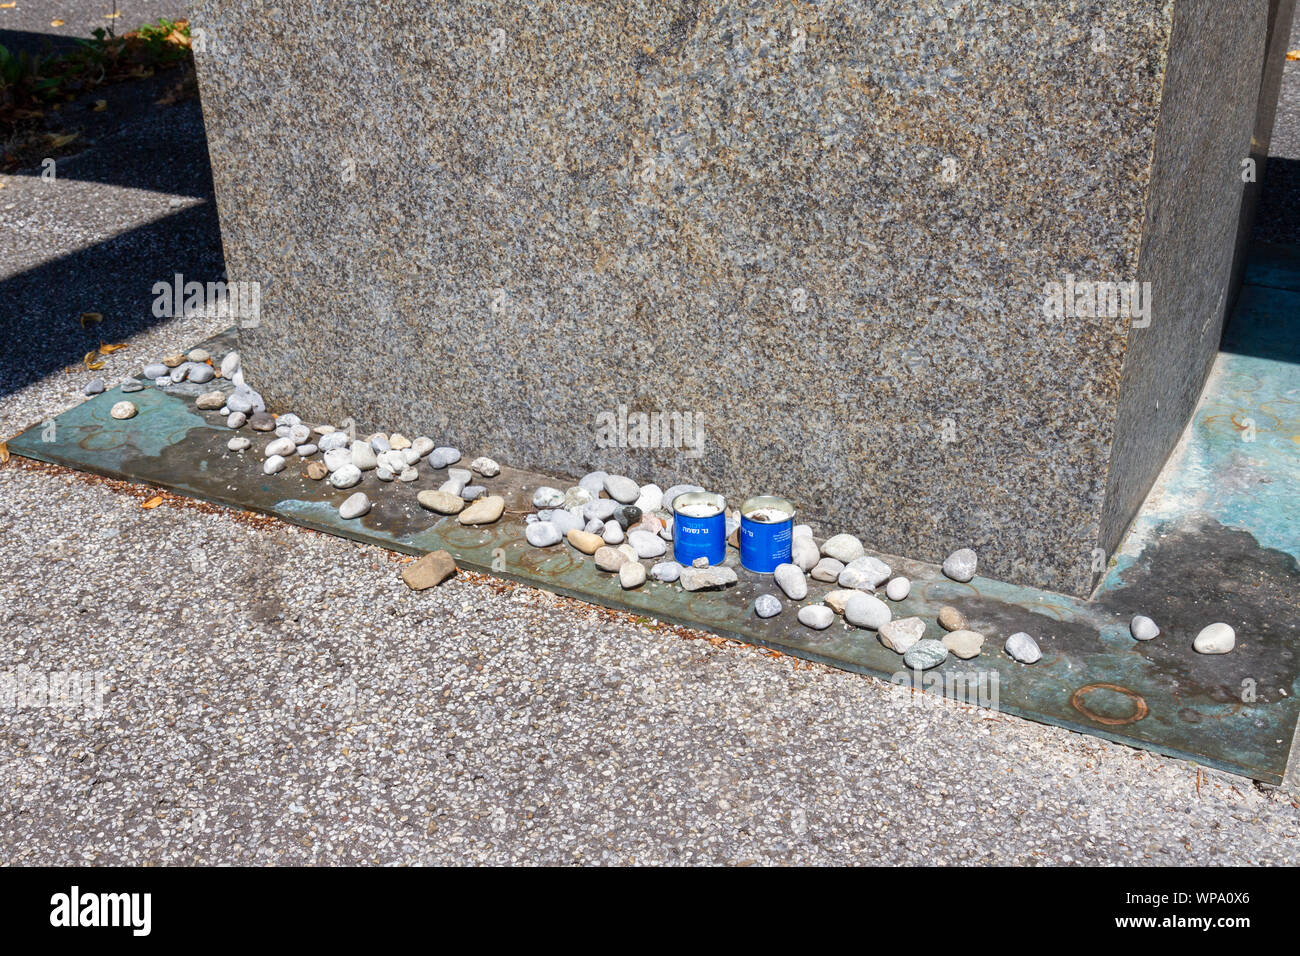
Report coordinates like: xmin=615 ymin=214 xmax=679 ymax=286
xmin=1193 ymin=622 xmax=1235 ymax=654
xmin=120 ymin=380 xmax=145 ymax=393
xmin=937 ymin=606 xmax=967 ymax=631
xmin=754 ymin=594 xmax=782 ymax=618
xmin=885 ymin=576 xmax=911 ymax=601
xmin=904 ymin=639 xmax=948 ymax=670
xmin=525 ymin=521 xmax=562 ymax=547
xmin=339 ymin=492 xmax=371 ymax=519
xmin=845 ymin=593 xmax=891 ymax=630
xmin=471 ymin=456 xmax=500 ymax=477
xmin=416 ymin=490 xmax=465 ymax=515
xmin=1130 ymin=615 xmax=1160 ymax=641
xmin=227 ymin=436 xmax=251 ymax=452
xmin=604 ymin=475 xmax=640 ymax=503
xmin=196 ymin=391 xmax=226 ymax=410
xmin=110 ymin=400 xmax=137 ymax=420
xmin=773 ymin=563 xmax=808 ymax=600
xmin=305 ymin=461 xmax=328 ymax=480
xmin=329 ymin=464 xmax=362 ymax=489
xmin=798 ymin=605 xmax=834 ymax=630
xmin=187 ymin=348 xmax=210 ymax=363
xmin=263 ymin=454 xmax=286 ymax=475
xmin=650 ymin=561 xmax=682 ymax=583
xmin=619 ymin=561 xmax=648 ymax=589
xmin=942 ymin=548 xmax=978 ymax=583
xmin=265 ymin=437 xmax=296 ymax=458
xmin=226 ymin=412 xmax=247 ymax=429
xmin=1005 ymin=632 xmax=1042 ymax=664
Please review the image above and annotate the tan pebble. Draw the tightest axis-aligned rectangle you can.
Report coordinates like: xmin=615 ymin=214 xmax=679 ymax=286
xmin=162 ymin=352 xmax=185 ymax=368
xmin=401 ymin=550 xmax=457 ymax=590
xmin=305 ymin=461 xmax=328 ymax=480
xmin=388 ymin=433 xmax=411 ymax=450
xmin=594 ymin=546 xmax=628 ymax=572
xmin=417 ymin=489 xmax=465 ymax=515
xmin=824 ymin=589 xmax=862 ymax=615
xmin=457 ymin=495 xmax=505 ymax=525
xmin=110 ymin=400 xmax=137 ymax=420
xmin=567 ymin=529 xmax=604 ymax=554
xmin=938 ymin=606 xmax=968 ymax=631
xmin=942 ymin=629 xmax=985 ymax=659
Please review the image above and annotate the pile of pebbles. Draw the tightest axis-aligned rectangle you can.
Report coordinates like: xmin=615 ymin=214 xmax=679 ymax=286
xmin=114 ymin=344 xmax=1239 ymax=668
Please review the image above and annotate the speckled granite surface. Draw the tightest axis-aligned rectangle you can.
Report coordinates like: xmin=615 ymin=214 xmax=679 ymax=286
xmin=191 ymin=1 xmax=1278 ymax=596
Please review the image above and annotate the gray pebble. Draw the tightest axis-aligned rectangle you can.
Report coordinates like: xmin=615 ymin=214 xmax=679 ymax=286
xmin=773 ymin=563 xmax=807 ymax=601
xmin=227 ymin=436 xmax=250 ymax=452
xmin=83 ymin=378 xmax=105 ymax=396
xmin=339 ymin=492 xmax=371 ymax=520
xmin=650 ymin=561 xmax=682 ymax=583
xmin=942 ymin=548 xmax=978 ymax=583
xmin=532 ymin=486 xmax=565 ymax=509
xmin=461 ymin=485 xmax=486 ymax=501
xmin=1005 ymin=632 xmax=1042 ymax=664
xmin=754 ymin=594 xmax=782 ymax=618
xmin=1130 ymin=615 xmax=1160 ymax=641
xmin=263 ymin=455 xmax=287 ymax=475
xmin=120 ymin=380 xmax=145 ymax=393
xmin=329 ymin=464 xmax=362 ymax=489
xmin=904 ymin=639 xmax=948 ymax=670
xmin=604 ymin=475 xmax=640 ymax=503
xmin=226 ymin=412 xmax=247 ymax=429
xmin=526 ymin=521 xmax=562 ymax=547
xmin=798 ymin=605 xmax=835 ymax=630
xmin=845 ymin=593 xmax=891 ymax=630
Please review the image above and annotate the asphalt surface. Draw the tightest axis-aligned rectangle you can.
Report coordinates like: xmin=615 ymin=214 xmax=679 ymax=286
xmin=1 ymin=3 xmax=1299 ymax=865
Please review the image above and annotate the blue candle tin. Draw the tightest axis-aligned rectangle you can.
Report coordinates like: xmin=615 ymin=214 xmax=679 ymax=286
xmin=739 ymin=496 xmax=795 ymax=574
xmin=672 ymin=491 xmax=727 ymax=567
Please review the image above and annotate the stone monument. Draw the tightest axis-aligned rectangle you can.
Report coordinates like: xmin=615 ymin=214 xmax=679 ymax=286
xmin=191 ymin=1 xmax=1291 ymax=595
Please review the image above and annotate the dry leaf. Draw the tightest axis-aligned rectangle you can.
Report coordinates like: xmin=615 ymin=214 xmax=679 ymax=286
xmin=1289 ymin=50 xmax=1300 ymax=61
xmin=46 ymin=132 xmax=79 ymax=149
xmin=98 ymin=342 xmax=128 ymax=354
xmin=93 ymin=100 xmax=108 ymax=112
xmin=0 ymin=3 xmax=18 ymax=9
xmin=51 ymin=18 xmax=64 ymax=26
xmin=142 ymin=496 xmax=164 ymax=509
xmin=83 ymin=350 xmax=106 ymax=371
xmin=105 ymin=10 xmax=121 ymax=18
xmin=0 ymin=443 xmax=9 ymax=464
xmin=79 ymin=312 xmax=103 ymax=327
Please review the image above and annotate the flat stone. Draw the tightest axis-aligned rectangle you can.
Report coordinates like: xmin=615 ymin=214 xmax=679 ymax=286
xmin=904 ymin=639 xmax=948 ymax=671
xmin=265 ymin=437 xmax=296 ymax=458
xmin=844 ymin=593 xmax=891 ymax=630
xmin=879 ymin=617 xmax=926 ymax=654
xmin=525 ymin=521 xmax=562 ymax=547
xmin=143 ymin=363 xmax=169 ymax=379
xmin=798 ymin=605 xmax=834 ymax=630
xmin=417 ymin=490 xmax=465 ymax=515
xmin=458 ymin=495 xmax=505 ymax=525
xmin=679 ymin=566 xmax=738 ymax=592
xmin=773 ymin=563 xmax=807 ymax=600
xmin=1131 ymin=615 xmax=1160 ymax=641
xmin=339 ymin=492 xmax=371 ymax=519
xmin=810 ymin=557 xmax=844 ymax=583
xmin=650 ymin=561 xmax=682 ymax=583
xmin=227 ymin=436 xmax=251 ymax=452
xmin=604 ymin=475 xmax=640 ymax=503
xmin=110 ymin=401 xmax=137 ymax=420
xmin=942 ymin=548 xmax=978 ymax=583
xmin=188 ymin=348 xmax=210 ymax=363
xmin=401 ymin=549 xmax=457 ymax=589
xmin=938 ymin=606 xmax=968 ymax=631
xmin=1005 ymin=632 xmax=1042 ymax=664
xmin=1194 ymin=622 xmax=1236 ymax=654
xmin=567 ymin=529 xmax=605 ymax=554
xmin=296 ymin=443 xmax=318 ymax=457
xmin=594 ymin=546 xmax=629 ymax=572
xmin=942 ymin=629 xmax=985 ymax=659
xmin=122 ymin=380 xmax=147 ymax=394
xmin=821 ymin=533 xmax=865 ymax=563
xmin=196 ymin=391 xmax=226 ymax=410
xmin=885 ymin=576 xmax=911 ymax=601
xmin=754 ymin=594 xmax=782 ymax=618
xmin=619 ymin=561 xmax=647 ymax=589
xmin=329 ymin=464 xmax=361 ymax=489
xmin=248 ymin=411 xmax=276 ymax=431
